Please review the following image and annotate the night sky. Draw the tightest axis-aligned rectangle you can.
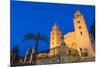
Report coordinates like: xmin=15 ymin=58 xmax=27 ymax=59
xmin=11 ymin=1 xmax=95 ymax=56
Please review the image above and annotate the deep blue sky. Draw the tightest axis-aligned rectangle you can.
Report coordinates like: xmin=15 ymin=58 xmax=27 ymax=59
xmin=11 ymin=1 xmax=95 ymax=56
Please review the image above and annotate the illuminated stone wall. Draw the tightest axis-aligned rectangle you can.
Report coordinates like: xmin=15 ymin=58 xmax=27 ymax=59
xmin=64 ymin=11 xmax=94 ymax=57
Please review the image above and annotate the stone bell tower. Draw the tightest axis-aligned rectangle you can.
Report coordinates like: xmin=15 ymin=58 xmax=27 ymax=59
xmin=73 ymin=11 xmax=94 ymax=57
xmin=49 ymin=23 xmax=62 ymax=57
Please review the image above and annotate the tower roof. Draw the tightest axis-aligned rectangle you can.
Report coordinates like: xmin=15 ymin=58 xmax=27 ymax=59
xmin=53 ymin=22 xmax=59 ymax=29
xmin=54 ymin=23 xmax=58 ymax=27
xmin=74 ymin=10 xmax=81 ymax=18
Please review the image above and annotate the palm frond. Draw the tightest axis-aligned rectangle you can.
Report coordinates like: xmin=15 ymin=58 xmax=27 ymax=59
xmin=39 ymin=34 xmax=49 ymax=43
xmin=23 ymin=33 xmax=36 ymax=41
xmin=23 ymin=32 xmax=49 ymax=43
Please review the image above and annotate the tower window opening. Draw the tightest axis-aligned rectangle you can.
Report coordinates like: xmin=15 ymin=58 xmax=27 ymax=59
xmin=52 ymin=42 xmax=54 ymax=45
xmin=52 ymin=37 xmax=54 ymax=40
xmin=79 ymin=26 xmax=82 ymax=29
xmin=76 ymin=14 xmax=80 ymax=18
xmin=52 ymin=33 xmax=54 ymax=35
xmin=77 ymin=21 xmax=80 ymax=24
xmin=80 ymin=32 xmax=83 ymax=35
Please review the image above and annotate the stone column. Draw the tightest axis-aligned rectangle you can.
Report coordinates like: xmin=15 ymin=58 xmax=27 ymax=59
xmin=23 ymin=48 xmax=29 ymax=64
xmin=60 ymin=37 xmax=67 ymax=63
xmin=29 ymin=47 xmax=35 ymax=63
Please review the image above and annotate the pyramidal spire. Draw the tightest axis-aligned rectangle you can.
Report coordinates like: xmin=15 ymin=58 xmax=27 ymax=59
xmin=52 ymin=22 xmax=59 ymax=30
xmin=54 ymin=22 xmax=58 ymax=28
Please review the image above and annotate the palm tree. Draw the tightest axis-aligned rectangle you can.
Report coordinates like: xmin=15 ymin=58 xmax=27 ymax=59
xmin=23 ymin=32 xmax=49 ymax=64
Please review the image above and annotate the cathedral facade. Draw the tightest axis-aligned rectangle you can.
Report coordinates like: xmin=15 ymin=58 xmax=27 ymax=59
xmin=49 ymin=11 xmax=95 ymax=58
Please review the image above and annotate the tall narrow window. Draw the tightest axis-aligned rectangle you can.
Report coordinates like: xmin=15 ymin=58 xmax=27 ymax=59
xmin=52 ymin=37 xmax=54 ymax=40
xmin=80 ymin=32 xmax=83 ymax=35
